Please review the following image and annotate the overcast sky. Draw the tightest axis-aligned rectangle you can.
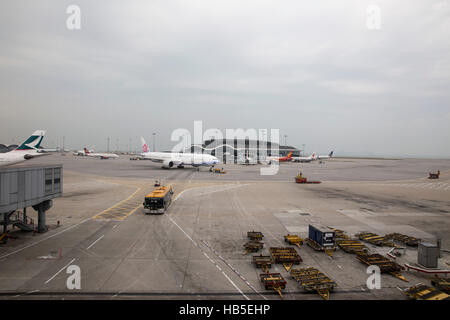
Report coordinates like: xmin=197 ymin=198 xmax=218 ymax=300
xmin=0 ymin=0 xmax=449 ymax=157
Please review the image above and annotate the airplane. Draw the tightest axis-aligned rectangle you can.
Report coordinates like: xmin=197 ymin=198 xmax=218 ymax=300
xmin=0 ymin=130 xmax=51 ymax=167
xmin=139 ymin=137 xmax=219 ymax=169
xmin=292 ymin=151 xmax=334 ymax=163
xmin=83 ymin=148 xmax=119 ymax=159
xmin=291 ymin=152 xmax=317 ymax=163
xmin=266 ymin=151 xmax=293 ymax=164
xmin=317 ymin=151 xmax=334 ymax=160
xmin=74 ymin=147 xmax=94 ymax=156
xmin=240 ymin=150 xmax=257 ymax=165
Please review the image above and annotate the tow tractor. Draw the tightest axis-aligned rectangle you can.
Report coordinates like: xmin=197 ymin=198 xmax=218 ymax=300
xmin=210 ymin=167 xmax=226 ymax=174
xmin=429 ymin=170 xmax=440 ymax=179
xmin=295 ymin=172 xmax=321 ymax=184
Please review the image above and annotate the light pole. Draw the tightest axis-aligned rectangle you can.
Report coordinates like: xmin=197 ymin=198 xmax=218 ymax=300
xmin=284 ymin=135 xmax=288 ymax=146
xmin=152 ymin=133 xmax=156 ymax=152
xmin=302 ymin=144 xmax=306 ymax=156
xmin=107 ymin=137 xmax=110 ymax=153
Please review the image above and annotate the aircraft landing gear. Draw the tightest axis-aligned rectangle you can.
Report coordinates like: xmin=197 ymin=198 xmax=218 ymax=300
xmin=177 ymin=165 xmax=184 ymax=168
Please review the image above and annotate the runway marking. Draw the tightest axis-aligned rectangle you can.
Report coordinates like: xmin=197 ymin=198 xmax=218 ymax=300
xmin=12 ymin=289 xmax=40 ymax=298
xmin=0 ymin=184 xmax=148 ymax=260
xmin=0 ymin=217 xmax=92 ymax=260
xmin=44 ymin=258 xmax=76 ymax=284
xmin=369 ymin=182 xmax=450 ymax=191
xmin=86 ymin=235 xmax=104 ymax=250
xmin=167 ymin=216 xmax=250 ymax=300
xmin=200 ymin=239 xmax=268 ymax=300
xmin=93 ymin=187 xmax=145 ymax=220
xmin=173 ymin=184 xmax=246 ymax=203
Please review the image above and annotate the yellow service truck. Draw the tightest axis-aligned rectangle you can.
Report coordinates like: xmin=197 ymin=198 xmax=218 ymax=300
xmin=143 ymin=185 xmax=173 ymax=214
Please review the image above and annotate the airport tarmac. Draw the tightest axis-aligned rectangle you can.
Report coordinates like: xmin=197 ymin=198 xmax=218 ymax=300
xmin=0 ymin=155 xmax=449 ymax=300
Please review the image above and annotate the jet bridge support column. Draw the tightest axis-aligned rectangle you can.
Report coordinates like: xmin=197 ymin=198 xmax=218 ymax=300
xmin=33 ymin=200 xmax=53 ymax=233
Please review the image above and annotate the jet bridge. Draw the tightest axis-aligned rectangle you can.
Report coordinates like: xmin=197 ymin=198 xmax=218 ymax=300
xmin=0 ymin=164 xmax=62 ymax=234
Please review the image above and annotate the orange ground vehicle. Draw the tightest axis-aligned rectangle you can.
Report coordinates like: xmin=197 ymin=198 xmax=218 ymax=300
xmin=143 ymin=185 xmax=173 ymax=214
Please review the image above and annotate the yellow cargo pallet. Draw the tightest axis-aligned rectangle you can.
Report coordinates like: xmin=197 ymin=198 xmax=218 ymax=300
xmin=431 ymin=278 xmax=450 ymax=294
xmin=356 ymin=232 xmax=397 ymax=247
xmin=384 ymin=233 xmax=421 ymax=247
xmin=248 ymin=231 xmax=264 ymax=241
xmin=269 ymin=247 xmax=303 ymax=266
xmin=336 ymin=239 xmax=368 ymax=254
xmin=405 ymin=284 xmax=450 ymax=300
xmin=252 ymin=254 xmax=272 ymax=273
xmin=305 ymin=238 xmax=336 ymax=256
xmin=356 ymin=253 xmax=408 ymax=282
xmin=260 ymin=273 xmax=286 ymax=299
xmin=284 ymin=234 xmax=304 ymax=247
xmin=328 ymin=227 xmax=350 ymax=240
xmin=243 ymin=241 xmax=264 ymax=254
xmin=291 ymin=267 xmax=337 ymax=300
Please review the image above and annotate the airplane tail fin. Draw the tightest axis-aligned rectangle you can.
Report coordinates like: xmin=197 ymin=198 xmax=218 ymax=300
xmin=329 ymin=151 xmax=334 ymax=158
xmin=15 ymin=130 xmax=46 ymax=151
xmin=311 ymin=152 xmax=317 ymax=159
xmin=84 ymin=147 xmax=90 ymax=154
xmin=141 ymin=137 xmax=149 ymax=153
xmin=287 ymin=151 xmax=293 ymax=158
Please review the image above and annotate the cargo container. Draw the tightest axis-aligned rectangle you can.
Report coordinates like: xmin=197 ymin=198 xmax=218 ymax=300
xmin=418 ymin=242 xmax=439 ymax=268
xmin=308 ymin=224 xmax=335 ymax=247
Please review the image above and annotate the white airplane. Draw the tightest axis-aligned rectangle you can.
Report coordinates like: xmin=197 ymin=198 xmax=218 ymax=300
xmin=317 ymin=151 xmax=334 ymax=160
xmin=0 ymin=130 xmax=50 ymax=167
xmin=292 ymin=151 xmax=334 ymax=163
xmin=83 ymin=148 xmax=119 ymax=159
xmin=140 ymin=137 xmax=219 ymax=169
xmin=240 ymin=150 xmax=257 ymax=165
xmin=74 ymin=147 xmax=93 ymax=156
xmin=291 ymin=152 xmax=317 ymax=163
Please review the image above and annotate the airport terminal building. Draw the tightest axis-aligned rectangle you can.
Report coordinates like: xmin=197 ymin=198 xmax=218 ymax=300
xmin=186 ymin=139 xmax=302 ymax=164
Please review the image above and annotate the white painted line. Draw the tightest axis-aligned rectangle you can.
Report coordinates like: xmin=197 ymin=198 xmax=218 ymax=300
xmin=167 ymin=216 xmax=249 ymax=300
xmin=45 ymin=258 xmax=76 ymax=284
xmin=12 ymin=289 xmax=41 ymax=298
xmin=112 ymin=224 xmax=118 ymax=229
xmin=0 ymin=217 xmax=92 ymax=260
xmin=221 ymin=271 xmax=250 ymax=300
xmin=86 ymin=235 xmax=104 ymax=250
xmin=168 ymin=216 xmax=196 ymax=245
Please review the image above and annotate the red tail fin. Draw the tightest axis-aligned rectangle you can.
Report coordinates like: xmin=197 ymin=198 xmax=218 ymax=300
xmin=84 ymin=147 xmax=89 ymax=154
